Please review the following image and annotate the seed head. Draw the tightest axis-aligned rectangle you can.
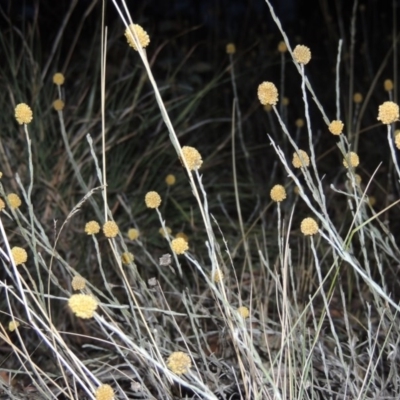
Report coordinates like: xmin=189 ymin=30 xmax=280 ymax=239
xmin=343 ymin=152 xmax=359 ymax=169
xmin=121 ymin=252 xmax=134 ymax=265
xmin=127 ymin=228 xmax=139 ymax=240
xmin=125 ymin=24 xmax=150 ymax=51
xmin=238 ymin=306 xmax=250 ymax=319
xmin=103 ymin=221 xmax=119 ymax=238
xmin=159 ymin=226 xmax=172 ymax=237
xmin=171 ymin=237 xmax=189 ymax=255
xmin=181 ymin=146 xmax=203 ymax=170
xmin=292 ymin=150 xmax=310 ymax=168
xmin=295 ymin=118 xmax=304 ymax=128
xmin=329 ymin=120 xmax=344 ymax=135
xmin=11 ymin=247 xmax=27 ymax=265
xmin=0 ymin=198 xmax=5 ymax=211
xmin=53 ymin=99 xmax=65 ymax=111
xmin=165 ymin=174 xmax=176 ymax=186
xmin=85 ymin=220 xmax=100 ymax=235
xmin=257 ymin=81 xmax=279 ymax=106
xmin=8 ymin=320 xmax=20 ymax=332
xmin=145 ymin=191 xmax=162 ymax=208
xmin=95 ymin=384 xmax=114 ymax=400
xmin=300 ymin=217 xmax=319 ymax=236
xmin=270 ymin=184 xmax=286 ymax=202
xmin=68 ymin=294 xmax=98 ymax=319
xmin=277 ymin=41 xmax=287 ymax=53
xmin=167 ymin=351 xmax=192 ymax=375
xmin=53 ymin=73 xmax=65 ymax=85
xmin=293 ymin=45 xmax=311 ymax=65
xmin=226 ymin=43 xmax=236 ymax=54
xmin=384 ymin=79 xmax=394 ymax=91
xmin=15 ymin=103 xmax=33 ymax=125
xmin=377 ymin=101 xmax=399 ymax=124
xmin=71 ymin=276 xmax=86 ymax=291
xmin=353 ymin=93 xmax=363 ymax=103
xmin=213 ymin=269 xmax=224 ymax=283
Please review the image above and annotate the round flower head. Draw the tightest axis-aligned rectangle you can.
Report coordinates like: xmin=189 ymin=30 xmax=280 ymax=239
xmin=95 ymin=384 xmax=114 ymax=400
xmin=103 ymin=221 xmax=119 ymax=238
xmin=53 ymin=99 xmax=65 ymax=111
xmin=53 ymin=73 xmax=65 ymax=85
xmin=0 ymin=198 xmax=5 ymax=212
xmin=165 ymin=174 xmax=176 ymax=186
xmin=384 ymin=79 xmax=394 ymax=92
xmin=121 ymin=252 xmax=134 ymax=265
xmin=292 ymin=150 xmax=310 ymax=168
xmin=159 ymin=226 xmax=172 ymax=237
xmin=8 ymin=320 xmax=20 ymax=332
xmin=343 ymin=152 xmax=359 ymax=169
xmin=145 ymin=191 xmax=162 ymax=208
xmin=277 ymin=41 xmax=287 ymax=53
xmin=125 ymin=24 xmax=150 ymax=51
xmin=295 ymin=118 xmax=304 ymax=128
xmin=270 ymin=184 xmax=286 ymax=202
xmin=71 ymin=276 xmax=86 ymax=291
xmin=238 ymin=306 xmax=250 ymax=319
xmin=300 ymin=217 xmax=319 ymax=236
xmin=15 ymin=103 xmax=33 ymax=125
xmin=7 ymin=193 xmax=22 ymax=209
xmin=377 ymin=101 xmax=399 ymax=124
xmin=68 ymin=294 xmax=98 ymax=319
xmin=171 ymin=237 xmax=189 ymax=255
xmin=213 ymin=269 xmax=224 ymax=283
xmin=226 ymin=43 xmax=236 ymax=54
xmin=11 ymin=247 xmax=27 ymax=265
xmin=329 ymin=120 xmax=344 ymax=135
xmin=181 ymin=146 xmax=203 ymax=171
xmin=127 ymin=228 xmax=139 ymax=240
xmin=395 ymin=131 xmax=400 ymax=150
xmin=167 ymin=351 xmax=192 ymax=375
xmin=293 ymin=45 xmax=311 ymax=65
xmin=257 ymin=81 xmax=279 ymax=106
xmin=85 ymin=220 xmax=100 ymax=235
xmin=353 ymin=93 xmax=363 ymax=103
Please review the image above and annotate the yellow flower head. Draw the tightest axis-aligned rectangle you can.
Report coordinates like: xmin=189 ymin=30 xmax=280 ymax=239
xmin=295 ymin=118 xmax=305 ymax=128
xmin=85 ymin=220 xmax=100 ymax=235
xmin=257 ymin=81 xmax=279 ymax=106
xmin=145 ymin=191 xmax=162 ymax=208
xmin=181 ymin=146 xmax=203 ymax=171
xmin=270 ymin=184 xmax=286 ymax=202
xmin=0 ymin=198 xmax=5 ymax=212
xmin=127 ymin=228 xmax=140 ymax=240
xmin=300 ymin=217 xmax=319 ymax=236
xmin=329 ymin=120 xmax=344 ymax=135
xmin=377 ymin=101 xmax=399 ymax=124
xmin=292 ymin=150 xmax=310 ymax=168
xmin=15 ymin=103 xmax=33 ymax=125
xmin=343 ymin=152 xmax=359 ymax=169
xmin=353 ymin=92 xmax=363 ymax=103
xmin=384 ymin=79 xmax=394 ymax=92
xmin=167 ymin=351 xmax=192 ymax=375
xmin=171 ymin=237 xmax=189 ymax=255
xmin=103 ymin=221 xmax=119 ymax=238
xmin=53 ymin=73 xmax=65 ymax=85
xmin=159 ymin=226 xmax=172 ymax=237
xmin=226 ymin=43 xmax=236 ymax=54
xmin=8 ymin=320 xmax=20 ymax=332
xmin=125 ymin=24 xmax=150 ymax=51
xmin=165 ymin=174 xmax=176 ymax=186
xmin=7 ymin=193 xmax=22 ymax=209
xmin=68 ymin=294 xmax=98 ymax=319
xmin=238 ymin=306 xmax=250 ymax=319
xmin=11 ymin=247 xmax=27 ymax=265
xmin=293 ymin=44 xmax=311 ymax=65
xmin=277 ymin=41 xmax=287 ymax=53
xmin=71 ymin=276 xmax=86 ymax=291
xmin=95 ymin=384 xmax=114 ymax=400
xmin=121 ymin=252 xmax=134 ymax=265
xmin=213 ymin=269 xmax=224 ymax=283
xmin=53 ymin=99 xmax=65 ymax=111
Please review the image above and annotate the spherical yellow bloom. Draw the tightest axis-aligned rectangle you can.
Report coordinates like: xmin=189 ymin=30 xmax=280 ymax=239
xmin=343 ymin=152 xmax=359 ymax=168
xmin=7 ymin=193 xmax=22 ymax=209
xmin=95 ymin=384 xmax=114 ymax=400
xmin=167 ymin=351 xmax=192 ymax=375
xmin=8 ymin=320 xmax=20 ymax=332
xmin=103 ymin=221 xmax=119 ymax=238
xmin=384 ymin=79 xmax=394 ymax=91
xmin=181 ymin=146 xmax=203 ymax=171
xmin=0 ymin=198 xmax=5 ymax=212
xmin=293 ymin=44 xmax=311 ymax=65
xmin=53 ymin=99 xmax=65 ymax=111
xmin=53 ymin=73 xmax=65 ymax=85
xmin=171 ymin=237 xmax=189 ymax=255
xmin=377 ymin=101 xmax=399 ymax=124
xmin=292 ymin=150 xmax=310 ymax=168
xmin=213 ymin=269 xmax=224 ymax=283
xmin=145 ymin=191 xmax=162 ymax=208
xmin=270 ymin=185 xmax=286 ymax=202
xmin=15 ymin=103 xmax=33 ymax=125
xmin=68 ymin=294 xmax=98 ymax=319
xmin=11 ymin=247 xmax=27 ymax=265
xmin=71 ymin=276 xmax=86 ymax=291
xmin=127 ymin=228 xmax=140 ymax=240
xmin=165 ymin=174 xmax=176 ymax=186
xmin=226 ymin=43 xmax=236 ymax=54
xmin=295 ymin=118 xmax=304 ymax=128
xmin=353 ymin=92 xmax=363 ymax=103
xmin=159 ymin=226 xmax=172 ymax=237
xmin=121 ymin=252 xmax=134 ymax=265
xmin=395 ymin=131 xmax=400 ymax=150
xmin=257 ymin=81 xmax=279 ymax=106
xmin=85 ymin=220 xmax=100 ymax=235
xmin=300 ymin=217 xmax=319 ymax=236
xmin=328 ymin=120 xmax=344 ymax=135
xmin=175 ymin=232 xmax=189 ymax=242
xmin=125 ymin=24 xmax=150 ymax=51
xmin=238 ymin=306 xmax=250 ymax=319
xmin=277 ymin=41 xmax=287 ymax=53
